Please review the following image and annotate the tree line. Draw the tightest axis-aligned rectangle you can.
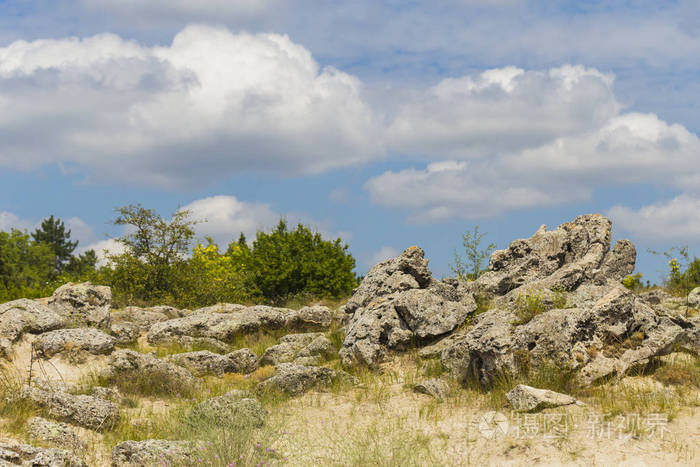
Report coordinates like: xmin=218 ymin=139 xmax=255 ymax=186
xmin=0 ymin=205 xmax=358 ymax=308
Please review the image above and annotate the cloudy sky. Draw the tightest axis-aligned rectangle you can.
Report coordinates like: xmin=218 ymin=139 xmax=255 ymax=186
xmin=1 ymin=0 xmax=699 ymax=281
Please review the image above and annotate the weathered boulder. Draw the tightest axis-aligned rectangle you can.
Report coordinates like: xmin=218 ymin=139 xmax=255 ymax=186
xmin=187 ymin=395 xmax=266 ymax=428
xmin=257 ymin=363 xmax=357 ymax=395
xmin=27 ymin=416 xmax=86 ymax=450
xmin=48 ymin=282 xmax=111 ymax=329
xmin=0 ymin=299 xmax=65 ymax=342
xmin=151 ymin=335 xmax=231 ymax=353
xmin=475 ymin=215 xmax=634 ymax=302
xmin=413 ymin=378 xmax=450 ymax=400
xmin=110 ymin=321 xmax=140 ymax=344
xmin=339 ymin=247 xmax=476 ymax=367
xmin=23 ymin=386 xmax=120 ymax=431
xmin=0 ymin=441 xmax=87 ymax=467
xmin=192 ymin=303 xmax=247 ymax=314
xmin=33 ymin=328 xmax=116 ymax=358
xmin=100 ymin=349 xmax=195 ymax=387
xmin=687 ymin=287 xmax=700 ymax=308
xmin=91 ymin=386 xmax=121 ymax=402
xmin=441 ymin=284 xmax=692 ymax=387
xmin=506 ymin=384 xmax=579 ymax=412
xmin=147 ymin=306 xmax=288 ymax=344
xmin=261 ymin=333 xmax=333 ymax=366
xmin=166 ymin=348 xmax=258 ymax=376
xmin=111 ymin=440 xmax=196 ymax=467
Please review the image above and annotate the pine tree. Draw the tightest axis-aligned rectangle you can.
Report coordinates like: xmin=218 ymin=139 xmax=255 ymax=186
xmin=31 ymin=215 xmax=78 ymax=274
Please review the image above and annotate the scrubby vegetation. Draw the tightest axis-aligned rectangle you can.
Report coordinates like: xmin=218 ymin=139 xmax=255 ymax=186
xmin=0 ymin=205 xmax=358 ymax=308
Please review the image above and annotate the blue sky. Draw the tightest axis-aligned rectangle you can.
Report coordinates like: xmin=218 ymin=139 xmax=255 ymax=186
xmin=1 ymin=0 xmax=700 ymax=282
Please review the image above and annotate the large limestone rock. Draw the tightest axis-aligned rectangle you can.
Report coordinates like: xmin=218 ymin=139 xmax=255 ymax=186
xmin=0 ymin=441 xmax=87 ymax=467
xmin=261 ymin=333 xmax=333 ymax=366
xmin=166 ymin=348 xmax=258 ymax=376
xmin=506 ymin=384 xmax=579 ymax=412
xmin=100 ymin=349 xmax=195 ymax=386
xmin=48 ymin=282 xmax=112 ymax=329
xmin=33 ymin=328 xmax=116 ymax=358
xmin=339 ymin=247 xmax=476 ymax=367
xmin=441 ymin=283 xmax=693 ymax=387
xmin=147 ymin=305 xmax=333 ymax=346
xmin=111 ymin=440 xmax=196 ymax=466
xmin=413 ymin=378 xmax=450 ymax=400
xmin=257 ymin=363 xmax=357 ymax=395
xmin=473 ymin=214 xmax=635 ymax=302
xmin=687 ymin=287 xmax=700 ymax=308
xmin=23 ymin=386 xmax=120 ymax=431
xmin=147 ymin=306 xmax=288 ymax=344
xmin=111 ymin=306 xmax=181 ymax=331
xmin=0 ymin=299 xmax=65 ymax=342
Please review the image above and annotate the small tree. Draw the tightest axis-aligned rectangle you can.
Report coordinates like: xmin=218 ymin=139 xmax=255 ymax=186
xmin=31 ymin=215 xmax=78 ymax=274
xmin=0 ymin=229 xmax=56 ymax=301
xmin=450 ymin=226 xmax=496 ymax=281
xmin=249 ymin=220 xmax=357 ymax=302
xmin=103 ymin=204 xmax=200 ymax=305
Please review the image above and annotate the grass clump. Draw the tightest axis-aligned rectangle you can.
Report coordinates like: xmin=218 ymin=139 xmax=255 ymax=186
xmin=512 ymin=290 xmax=548 ymax=325
xmin=0 ymin=366 xmax=39 ymax=434
xmin=99 ymin=367 xmax=199 ymax=399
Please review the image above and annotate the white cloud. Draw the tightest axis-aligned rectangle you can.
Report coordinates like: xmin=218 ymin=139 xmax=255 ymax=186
xmin=608 ymin=195 xmax=700 ymax=242
xmin=182 ymin=195 xmax=280 ymax=247
xmin=368 ymin=66 xmax=700 ymax=222
xmin=0 ymin=25 xmax=382 ymax=186
xmin=81 ymin=238 xmax=127 ymax=266
xmin=0 ymin=211 xmax=33 ymax=232
xmin=388 ymin=65 xmax=618 ymax=159
xmin=369 ymin=246 xmax=399 ymax=266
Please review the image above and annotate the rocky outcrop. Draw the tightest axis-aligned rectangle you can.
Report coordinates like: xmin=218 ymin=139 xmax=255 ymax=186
xmin=436 ymin=215 xmax=698 ymax=387
xmin=257 ymin=363 xmax=357 ymax=395
xmin=33 ymin=328 xmax=116 ymax=358
xmin=27 ymin=416 xmax=86 ymax=450
xmin=48 ymin=282 xmax=111 ymax=329
xmin=111 ymin=440 xmax=197 ymax=467
xmin=506 ymin=384 xmax=579 ymax=412
xmin=0 ymin=441 xmax=87 ymax=467
xmin=100 ymin=349 xmax=195 ymax=386
xmin=261 ymin=333 xmax=333 ymax=366
xmin=166 ymin=348 xmax=258 ymax=376
xmin=23 ymin=386 xmax=120 ymax=431
xmin=339 ymin=246 xmax=476 ymax=367
xmin=0 ymin=299 xmax=65 ymax=342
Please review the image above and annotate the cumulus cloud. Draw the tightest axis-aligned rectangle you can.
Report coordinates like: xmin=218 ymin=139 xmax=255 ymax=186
xmin=182 ymin=195 xmax=280 ymax=247
xmin=0 ymin=211 xmax=33 ymax=232
xmin=80 ymin=238 xmax=127 ymax=266
xmin=388 ymin=65 xmax=618 ymax=159
xmin=368 ymin=65 xmax=700 ymax=222
xmin=0 ymin=25 xmax=381 ymax=186
xmin=608 ymin=195 xmax=700 ymax=242
xmin=0 ymin=212 xmax=96 ymax=245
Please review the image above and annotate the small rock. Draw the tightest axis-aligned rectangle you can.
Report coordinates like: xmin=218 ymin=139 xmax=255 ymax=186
xmin=33 ymin=328 xmax=116 ymax=358
xmin=286 ymin=305 xmax=333 ymax=331
xmin=48 ymin=282 xmax=112 ymax=330
xmin=27 ymin=416 xmax=86 ymax=450
xmin=413 ymin=378 xmax=450 ymax=400
xmin=226 ymin=348 xmax=259 ymax=374
xmin=23 ymin=386 xmax=120 ymax=431
xmin=110 ymin=322 xmax=140 ymax=344
xmin=505 ymin=384 xmax=579 ymax=412
xmin=261 ymin=333 xmax=333 ymax=366
xmin=111 ymin=440 xmax=196 ymax=466
xmin=166 ymin=349 xmax=258 ymax=376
